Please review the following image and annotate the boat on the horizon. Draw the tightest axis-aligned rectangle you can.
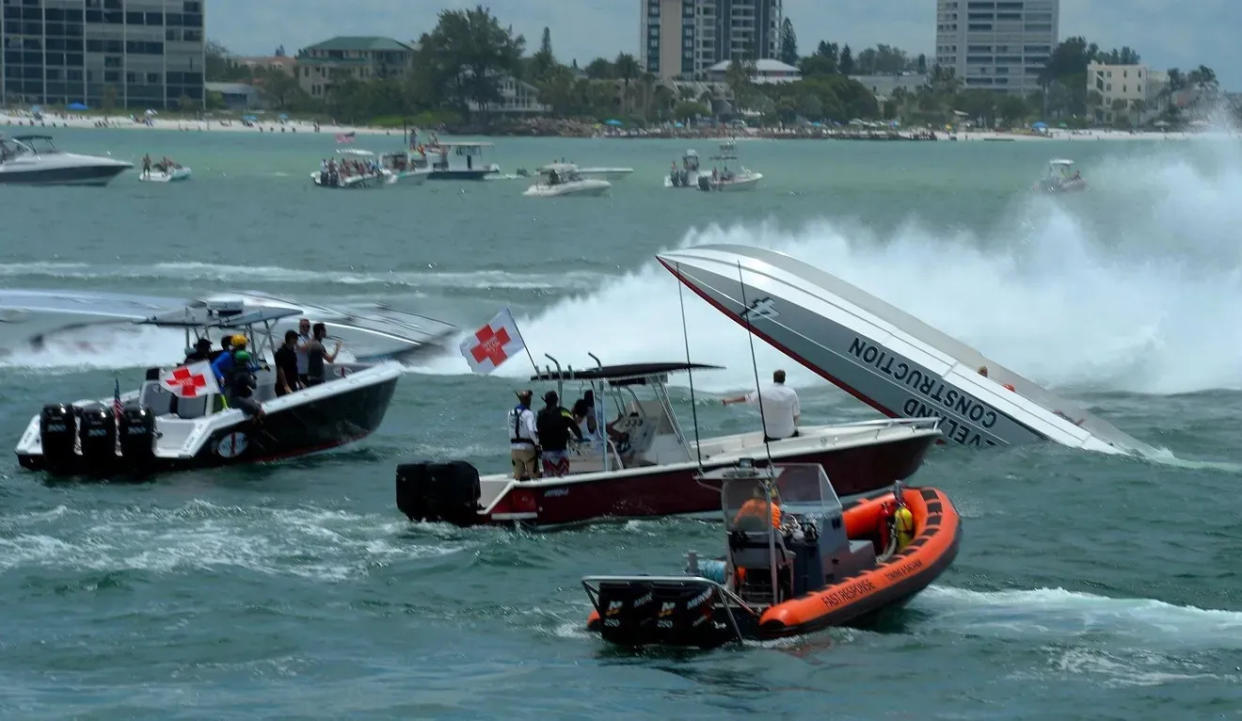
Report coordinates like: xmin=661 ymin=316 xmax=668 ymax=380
xmin=139 ymin=161 xmax=191 ymax=183
xmin=380 ymin=151 xmax=429 ymax=185
xmin=523 ymin=163 xmax=611 ymax=197
xmin=413 ymin=141 xmax=500 ymax=180
xmin=395 ymin=360 xmax=941 ymax=530
xmin=15 ymin=296 xmax=403 ymax=477
xmin=698 ymin=141 xmax=762 ymax=191
xmin=0 ymin=134 xmax=131 ymax=186
xmin=658 ymin=244 xmax=1160 ymax=457
xmin=583 ymin=460 xmax=959 ymax=648
xmin=311 ymin=148 xmax=388 ymax=189
xmin=665 ymin=149 xmax=703 ymax=188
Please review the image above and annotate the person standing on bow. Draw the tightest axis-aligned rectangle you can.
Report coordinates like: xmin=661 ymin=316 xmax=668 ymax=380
xmin=722 ymin=369 xmax=800 ymax=442
xmin=507 ymin=389 xmax=540 ymax=481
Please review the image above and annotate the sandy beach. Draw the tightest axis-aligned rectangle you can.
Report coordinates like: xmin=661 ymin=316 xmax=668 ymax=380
xmin=1 ymin=108 xmax=1235 ymax=142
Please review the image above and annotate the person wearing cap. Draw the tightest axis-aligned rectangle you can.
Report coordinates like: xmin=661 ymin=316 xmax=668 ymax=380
xmin=227 ymin=349 xmax=264 ymax=418
xmin=183 ymin=337 xmax=214 ymax=364
xmin=211 ymin=336 xmax=242 ymax=385
xmin=536 ymin=390 xmax=584 ymax=477
xmin=507 ymin=389 xmax=540 ymax=480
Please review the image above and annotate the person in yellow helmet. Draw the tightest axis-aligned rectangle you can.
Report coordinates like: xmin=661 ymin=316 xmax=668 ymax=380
xmin=893 ymin=501 xmax=915 ymax=551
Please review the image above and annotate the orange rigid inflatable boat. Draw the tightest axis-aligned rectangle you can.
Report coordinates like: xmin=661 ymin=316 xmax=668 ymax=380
xmin=584 ymin=461 xmax=960 ymax=647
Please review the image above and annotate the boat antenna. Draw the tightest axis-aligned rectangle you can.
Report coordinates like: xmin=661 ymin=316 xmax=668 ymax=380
xmin=736 ymin=260 xmax=774 ymax=469
xmin=676 ymin=262 xmax=703 ymax=469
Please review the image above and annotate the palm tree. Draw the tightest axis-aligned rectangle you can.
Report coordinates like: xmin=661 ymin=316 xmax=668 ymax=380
xmin=614 ymin=53 xmax=640 ymax=114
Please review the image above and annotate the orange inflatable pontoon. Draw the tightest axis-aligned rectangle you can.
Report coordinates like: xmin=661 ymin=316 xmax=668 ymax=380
xmin=584 ymin=461 xmax=960 ymax=647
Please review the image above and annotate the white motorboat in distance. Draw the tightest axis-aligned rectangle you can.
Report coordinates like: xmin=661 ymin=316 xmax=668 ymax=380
xmin=659 ymin=244 xmax=1160 ymax=458
xmin=1033 ymin=158 xmax=1086 ymax=193
xmin=380 ymin=151 xmax=429 ymax=185
xmin=523 ymin=163 xmax=611 ymax=197
xmin=311 ymin=148 xmax=388 ymax=189
xmin=414 ymin=141 xmax=500 ymax=180
xmin=700 ymin=141 xmax=762 ymax=191
xmin=139 ymin=163 xmax=191 ymax=182
xmin=0 ymin=134 xmax=131 ymax=186
xmin=578 ymin=166 xmax=633 ymax=181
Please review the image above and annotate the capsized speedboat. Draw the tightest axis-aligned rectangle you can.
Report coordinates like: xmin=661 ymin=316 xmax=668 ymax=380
xmin=0 ymin=134 xmax=131 ymax=186
xmin=0 ymin=289 xmax=456 ymax=364
xmin=1033 ymin=158 xmax=1086 ymax=193
xmin=658 ymin=245 xmax=1160 ymax=457
xmin=14 ymin=296 xmax=402 ymax=477
xmin=523 ymin=163 xmax=611 ymax=197
xmin=395 ymin=360 xmax=941 ymax=529
xmin=583 ymin=460 xmax=959 ymax=648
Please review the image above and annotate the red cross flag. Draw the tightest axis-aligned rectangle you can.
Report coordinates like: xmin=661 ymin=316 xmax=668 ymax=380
xmin=460 ymin=307 xmax=526 ymax=374
xmin=159 ymin=361 xmax=220 ymax=399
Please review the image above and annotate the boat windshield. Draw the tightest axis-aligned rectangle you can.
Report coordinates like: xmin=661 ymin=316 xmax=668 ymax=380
xmin=0 ymin=137 xmax=33 ymax=160
xmin=14 ymin=136 xmax=58 ymax=154
xmin=721 ymin=463 xmax=835 ymax=531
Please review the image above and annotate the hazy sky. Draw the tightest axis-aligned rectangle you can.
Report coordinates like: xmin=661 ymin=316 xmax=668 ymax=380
xmin=211 ymin=0 xmax=1241 ymax=89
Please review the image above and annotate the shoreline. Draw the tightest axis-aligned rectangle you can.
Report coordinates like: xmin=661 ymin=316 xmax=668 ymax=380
xmin=2 ymin=110 xmax=1236 ymax=143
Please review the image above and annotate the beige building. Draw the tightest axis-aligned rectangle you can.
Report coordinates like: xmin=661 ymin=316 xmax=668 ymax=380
xmin=641 ymin=0 xmax=782 ymax=81
xmin=1087 ymin=62 xmax=1167 ymax=124
xmin=935 ymin=0 xmax=1058 ymax=95
xmin=295 ymin=36 xmax=413 ymax=99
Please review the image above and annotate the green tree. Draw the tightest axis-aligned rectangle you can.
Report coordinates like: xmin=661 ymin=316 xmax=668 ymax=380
xmin=205 ymin=39 xmax=250 ymax=82
xmin=1187 ymin=65 xmax=1217 ymax=90
xmin=584 ymin=57 xmax=614 ymax=79
xmin=528 ymin=26 xmax=556 ymax=84
xmin=799 ymin=54 xmax=836 ymax=77
xmin=674 ymin=100 xmax=709 ymax=121
xmin=997 ymin=94 xmax=1028 ymax=125
xmin=724 ymin=57 xmax=757 ymax=109
xmin=414 ymin=5 xmax=525 ymax=117
xmin=796 ymin=92 xmax=822 ymax=120
xmin=839 ymin=45 xmax=854 ymax=75
xmin=255 ymin=66 xmax=302 ymax=110
xmin=779 ymin=18 xmax=798 ymax=66
xmin=917 ymin=53 xmax=927 ymax=74
xmin=614 ymin=52 xmax=640 ymax=114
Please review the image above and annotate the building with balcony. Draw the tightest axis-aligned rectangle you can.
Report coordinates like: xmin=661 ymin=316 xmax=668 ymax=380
xmin=1 ymin=0 xmax=205 ymax=110
xmin=935 ymin=0 xmax=1057 ymax=95
xmin=295 ymin=36 xmax=413 ymax=99
xmin=641 ymin=0 xmax=782 ymax=81
xmin=465 ymin=74 xmax=549 ymax=115
xmin=1087 ymin=62 xmax=1167 ymax=124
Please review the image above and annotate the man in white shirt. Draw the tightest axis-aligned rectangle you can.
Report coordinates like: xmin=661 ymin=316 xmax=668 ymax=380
xmin=722 ymin=369 xmax=800 ymax=442
xmin=507 ymin=389 xmax=540 ymax=480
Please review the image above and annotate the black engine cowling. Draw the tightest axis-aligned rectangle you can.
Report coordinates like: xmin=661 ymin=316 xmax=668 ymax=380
xmin=39 ymin=403 xmax=77 ymax=468
xmin=119 ymin=407 xmax=156 ymax=464
xmin=77 ymin=404 xmax=116 ymax=471
xmin=395 ymin=461 xmax=481 ymax=526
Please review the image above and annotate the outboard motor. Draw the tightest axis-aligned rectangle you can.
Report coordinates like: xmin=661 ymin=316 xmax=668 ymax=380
xmin=77 ymin=404 xmax=116 ymax=472
xmin=119 ymin=407 xmax=156 ymax=466
xmin=39 ymin=403 xmax=77 ymax=469
xmin=697 ymin=175 xmax=712 ymax=191
xmin=395 ymin=461 xmax=481 ymax=526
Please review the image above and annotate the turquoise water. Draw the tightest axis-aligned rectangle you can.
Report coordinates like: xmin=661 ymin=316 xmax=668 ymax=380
xmin=2 ymin=127 xmax=1241 ymax=719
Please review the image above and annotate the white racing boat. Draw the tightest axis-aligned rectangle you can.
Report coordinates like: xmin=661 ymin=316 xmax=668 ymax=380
xmin=658 ymin=244 xmax=1160 ymax=457
xmin=523 ymin=163 xmax=611 ymax=197
xmin=578 ymin=167 xmax=633 ymax=181
xmin=0 ymin=134 xmax=131 ymax=186
xmin=0 ymin=289 xmax=456 ymax=363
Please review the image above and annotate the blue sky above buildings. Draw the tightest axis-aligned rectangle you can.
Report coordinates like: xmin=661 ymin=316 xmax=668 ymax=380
xmin=209 ymin=0 xmax=1240 ymax=89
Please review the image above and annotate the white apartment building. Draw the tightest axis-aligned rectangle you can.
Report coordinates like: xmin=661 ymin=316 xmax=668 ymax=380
xmin=1087 ymin=62 xmax=1167 ymax=124
xmin=935 ymin=0 xmax=1058 ymax=95
xmin=641 ymin=0 xmax=782 ymax=81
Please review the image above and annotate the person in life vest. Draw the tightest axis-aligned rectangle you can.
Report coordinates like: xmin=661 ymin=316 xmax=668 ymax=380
xmin=893 ymin=492 xmax=915 ymax=551
xmin=733 ymin=484 xmax=782 ymax=530
xmin=508 ymin=389 xmax=540 ymax=481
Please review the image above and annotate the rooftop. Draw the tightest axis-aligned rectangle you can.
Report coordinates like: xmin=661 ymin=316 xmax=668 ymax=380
xmin=300 ymin=36 xmax=413 ymax=53
xmin=708 ymin=59 xmax=800 ymax=74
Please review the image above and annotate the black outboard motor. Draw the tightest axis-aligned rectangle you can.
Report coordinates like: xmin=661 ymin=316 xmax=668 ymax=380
xmin=119 ymin=407 xmax=156 ymax=466
xmin=395 ymin=461 xmax=481 ymax=526
xmin=77 ymin=404 xmax=116 ymax=472
xmin=697 ymin=175 xmax=712 ymax=191
xmin=39 ymin=403 xmax=77 ymax=469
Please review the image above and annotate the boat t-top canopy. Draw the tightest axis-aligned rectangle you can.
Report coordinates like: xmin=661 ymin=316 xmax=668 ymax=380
xmin=337 ymin=148 xmax=376 ymax=157
xmin=531 ymin=362 xmax=722 ymax=386
xmin=430 ymin=141 xmax=494 ymax=147
xmin=1049 ymin=158 xmax=1075 ymax=166
xmin=11 ymin=134 xmax=55 ymax=142
xmin=539 ymin=162 xmax=578 ymax=173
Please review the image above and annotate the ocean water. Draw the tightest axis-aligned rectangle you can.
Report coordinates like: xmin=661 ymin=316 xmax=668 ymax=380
xmin=1 ymin=127 xmax=1241 ymax=720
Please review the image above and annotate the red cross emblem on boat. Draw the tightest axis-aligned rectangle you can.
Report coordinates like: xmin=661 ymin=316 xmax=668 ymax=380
xmin=471 ymin=324 xmax=511 ymax=366
xmin=163 ymin=366 xmax=209 ymax=397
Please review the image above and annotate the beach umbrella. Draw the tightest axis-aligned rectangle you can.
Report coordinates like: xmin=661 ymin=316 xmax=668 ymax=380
xmin=604 ymin=119 xmax=623 ymax=127
xmin=1032 ymin=121 xmax=1048 ymax=129
xmin=67 ymin=101 xmax=88 ymax=111
xmin=673 ymin=121 xmax=684 ymax=128
xmin=30 ymin=105 xmax=42 ymax=114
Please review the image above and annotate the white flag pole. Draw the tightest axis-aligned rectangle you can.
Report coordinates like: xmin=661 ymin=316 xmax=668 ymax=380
xmin=507 ymin=307 xmax=540 ymax=376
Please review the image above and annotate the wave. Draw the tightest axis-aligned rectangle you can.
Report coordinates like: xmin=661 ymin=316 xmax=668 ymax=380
xmin=0 ymin=261 xmax=607 ymax=292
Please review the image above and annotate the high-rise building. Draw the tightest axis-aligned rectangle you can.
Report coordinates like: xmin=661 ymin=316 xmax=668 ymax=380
xmin=1 ymin=0 xmax=205 ymax=110
xmin=935 ymin=0 xmax=1058 ymax=95
xmin=640 ymin=0 xmax=782 ymax=81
